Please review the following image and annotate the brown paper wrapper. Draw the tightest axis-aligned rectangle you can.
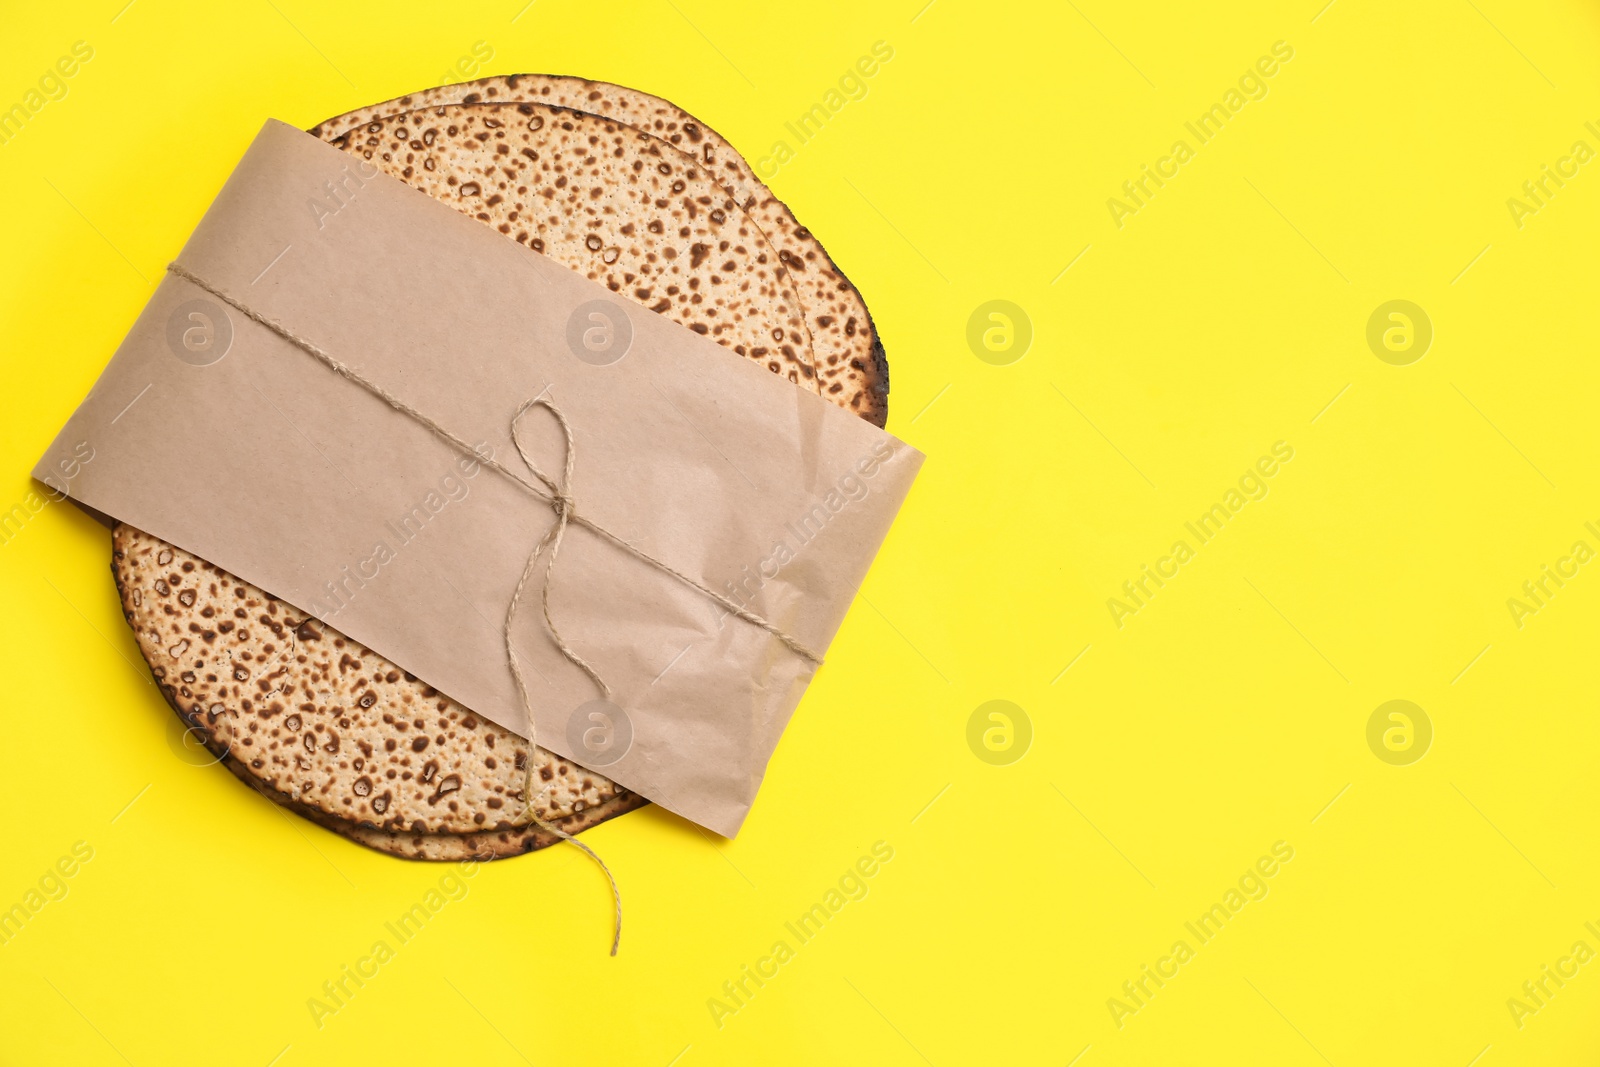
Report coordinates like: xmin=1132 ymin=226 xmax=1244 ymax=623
xmin=33 ymin=120 xmax=922 ymax=836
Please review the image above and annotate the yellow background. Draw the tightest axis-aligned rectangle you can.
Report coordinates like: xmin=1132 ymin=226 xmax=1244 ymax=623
xmin=3 ymin=0 xmax=1600 ymax=1062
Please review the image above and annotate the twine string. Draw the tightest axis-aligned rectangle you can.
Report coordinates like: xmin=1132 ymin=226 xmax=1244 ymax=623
xmin=505 ymin=396 xmax=611 ymax=699
xmin=501 ymin=395 xmax=623 ymax=953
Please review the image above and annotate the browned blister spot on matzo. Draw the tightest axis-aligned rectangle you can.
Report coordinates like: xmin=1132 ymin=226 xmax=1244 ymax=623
xmin=312 ymin=74 xmax=889 ymax=426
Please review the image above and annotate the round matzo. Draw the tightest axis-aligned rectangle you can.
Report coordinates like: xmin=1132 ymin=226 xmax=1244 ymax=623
xmin=110 ymin=79 xmax=892 ymax=857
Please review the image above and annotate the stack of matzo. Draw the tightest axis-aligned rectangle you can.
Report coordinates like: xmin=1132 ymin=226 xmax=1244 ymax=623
xmin=112 ymin=75 xmax=890 ymax=860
